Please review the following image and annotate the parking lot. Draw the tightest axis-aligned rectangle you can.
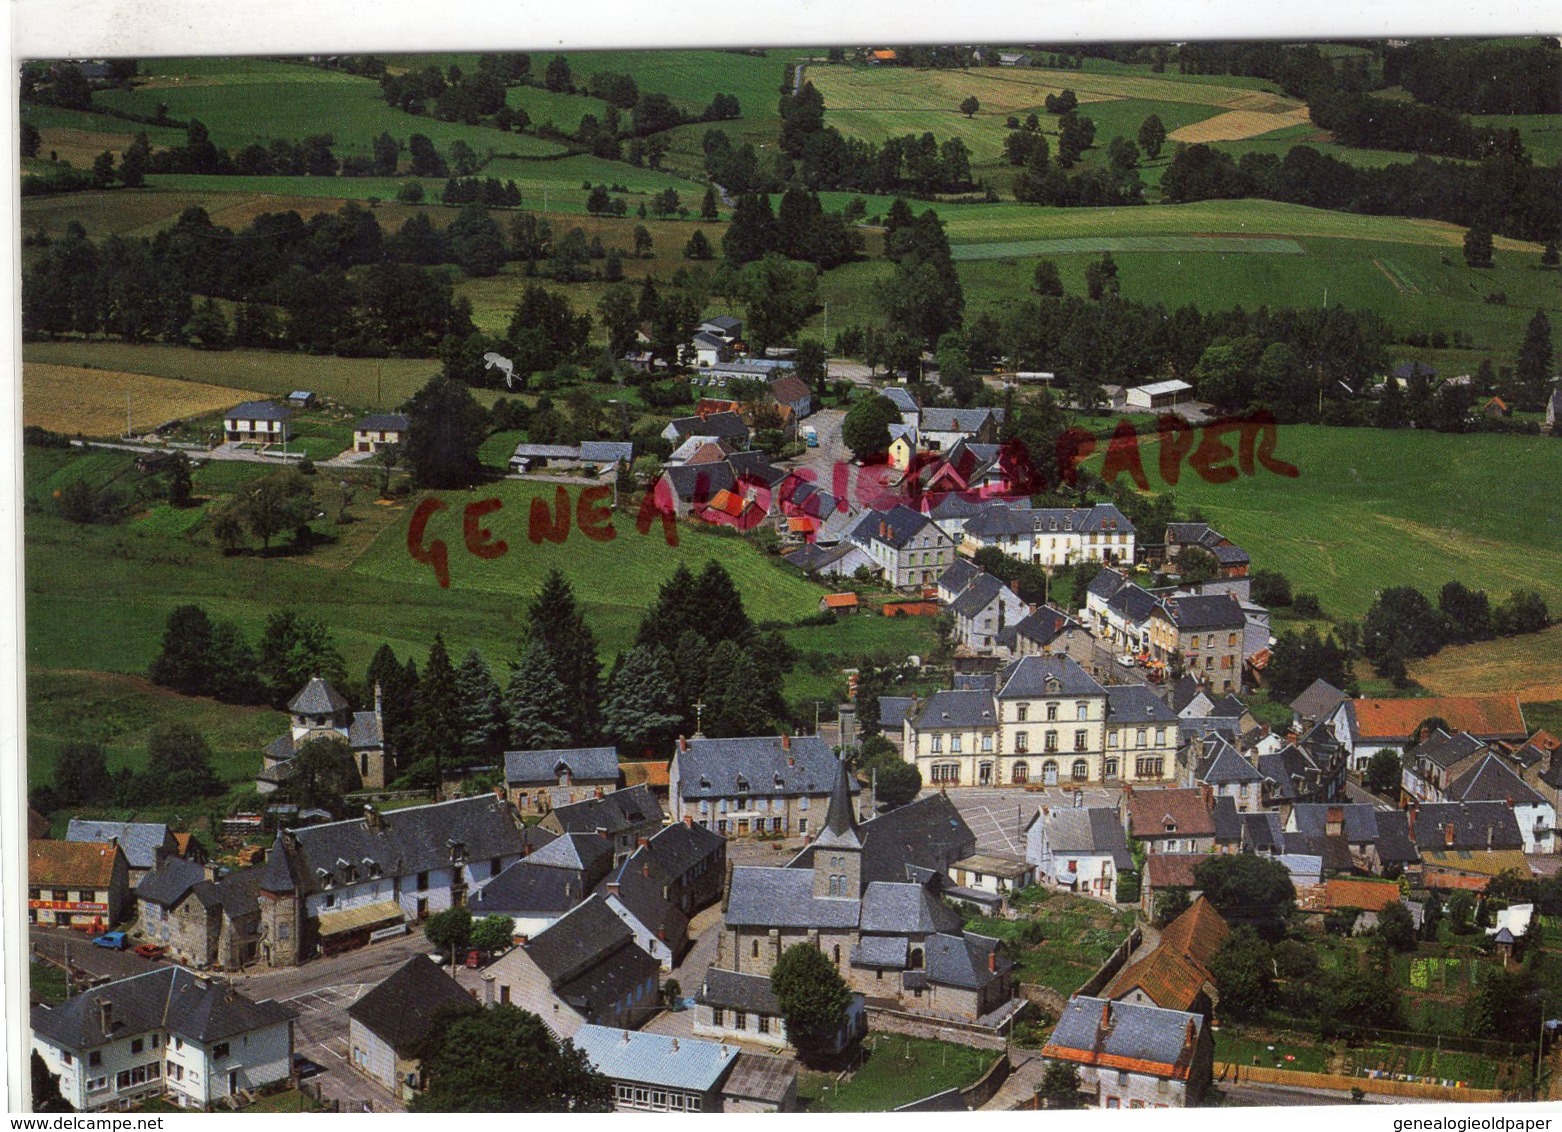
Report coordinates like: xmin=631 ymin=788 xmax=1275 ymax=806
xmin=279 ymin=982 xmax=405 ymax=1113
xmin=941 ymin=785 xmax=1124 ymax=858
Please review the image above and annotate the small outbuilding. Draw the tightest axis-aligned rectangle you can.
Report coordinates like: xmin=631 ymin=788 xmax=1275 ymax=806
xmin=1126 ymin=380 xmax=1193 ymax=410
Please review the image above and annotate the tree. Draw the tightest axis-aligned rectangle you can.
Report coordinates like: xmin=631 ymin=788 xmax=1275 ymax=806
xmin=1175 ymin=545 xmax=1219 ymax=585
xmin=739 ymin=254 xmax=818 ymax=352
xmin=1514 ymin=309 xmax=1554 ymax=411
xmin=700 ymin=183 xmax=719 ymax=220
xmin=412 ymin=1004 xmax=613 ymax=1112
xmin=959 ymin=96 xmax=980 ymax=118
xmin=404 ymin=373 xmax=487 ymax=488
xmin=527 ymin=570 xmax=601 ymax=744
xmin=165 ymin=451 xmax=194 ymax=508
xmin=1209 ymin=925 xmax=1274 ymax=1020
xmin=1083 ymin=251 xmax=1119 ymax=300
xmin=505 ymin=641 xmax=571 ymax=749
xmin=1362 ymin=585 xmax=1448 ymax=668
xmin=683 ymin=229 xmax=713 ymax=260
xmin=31 ymin=1050 xmax=72 ymax=1113
xmin=1365 ymin=749 xmax=1402 ymax=798
xmin=149 ymin=603 xmax=216 ymax=694
xmin=1542 ymin=241 xmax=1559 ymax=268
xmin=770 ymin=942 xmax=854 ymax=1064
xmin=448 ymin=203 xmax=505 ymax=277
xmin=601 ymin=645 xmax=681 ymax=757
xmin=408 ymin=635 xmax=462 ymax=791
xmin=54 ymin=741 xmax=112 ymax=807
xmin=1376 ymin=901 xmax=1417 ymax=952
xmin=544 ymin=55 xmax=573 ymax=93
xmin=145 ymin=722 xmax=222 ymax=798
xmin=1037 ymin=1061 xmax=1083 ymax=1109
xmin=873 ymin=760 xmax=922 ymax=809
xmin=208 ymin=620 xmax=266 ymax=704
xmin=408 ymin=133 xmax=447 ymax=177
xmin=794 ymin=338 xmax=829 ymax=400
xmin=256 ymin=609 xmax=347 ymax=705
xmin=471 ymin=913 xmax=515 ymax=954
xmin=1466 ymin=967 xmax=1540 ymax=1042
xmin=454 ymin=649 xmax=507 ymax=762
xmin=1463 ymin=220 xmax=1494 ymax=268
xmin=1031 ymin=259 xmax=1064 ymax=297
xmin=841 ymin=392 xmax=900 ymax=460
xmin=1438 ymin=581 xmax=1493 ymax=644
xmin=289 ymin=736 xmax=360 ymax=815
xmin=1138 ymin=114 xmax=1167 ymax=160
xmin=423 ymin=906 xmax=473 ymax=962
xmin=1193 ymin=854 xmax=1295 ymax=934
xmin=1494 ymin=589 xmax=1549 ymax=636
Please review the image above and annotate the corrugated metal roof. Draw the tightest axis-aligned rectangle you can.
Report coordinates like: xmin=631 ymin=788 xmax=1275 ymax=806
xmin=573 ymin=1024 xmax=738 ymax=1091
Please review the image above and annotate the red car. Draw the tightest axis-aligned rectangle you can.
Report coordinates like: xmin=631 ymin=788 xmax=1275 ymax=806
xmin=134 ymin=943 xmax=168 ymax=960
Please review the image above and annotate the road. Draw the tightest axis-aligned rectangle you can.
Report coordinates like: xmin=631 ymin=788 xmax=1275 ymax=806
xmin=30 ymin=926 xmax=163 ymax=985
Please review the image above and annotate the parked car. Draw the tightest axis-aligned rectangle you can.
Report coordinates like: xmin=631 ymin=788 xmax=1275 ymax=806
xmin=1116 ymin=654 xmax=1136 ymax=667
xmin=133 ymin=943 xmax=168 ymax=960
xmin=91 ymin=932 xmax=129 ymax=950
xmin=292 ymin=1054 xmax=326 ymax=1080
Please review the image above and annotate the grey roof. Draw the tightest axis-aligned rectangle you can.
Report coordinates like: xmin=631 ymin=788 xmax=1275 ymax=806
xmin=676 ymin=736 xmax=855 ymax=801
xmin=579 ymin=440 xmax=634 ymax=464
xmin=938 ymin=558 xmax=981 ymax=594
xmin=1158 ymin=593 xmax=1245 ymax=631
xmin=287 ymin=676 xmax=350 ymax=716
xmin=1240 ymin=812 xmax=1286 ymax=853
xmin=1291 ymin=678 xmax=1349 ymax=723
xmin=784 ymin=541 xmax=863 ymax=574
xmin=1372 ymin=810 xmax=1421 ymax=863
xmin=920 ymin=407 xmax=995 ymax=434
xmin=854 ymin=934 xmax=911 ymax=968
xmin=258 ymin=832 xmax=296 ymax=894
xmin=346 ymin=955 xmax=475 ymax=1054
xmin=1194 ymin=739 xmax=1264 ymax=786
xmin=966 ymin=503 xmax=1132 ymax=539
xmin=285 ymin=794 xmax=531 ymax=896
xmin=1105 ymin=684 xmax=1179 ymax=725
xmin=1032 ymin=807 xmax=1133 ymax=869
xmin=226 ymin=400 xmax=290 ymax=421
xmin=728 ymin=449 xmax=789 ymax=485
xmin=949 ymin=573 xmax=1009 ymax=619
xmin=995 ymin=655 xmax=1105 ymax=699
xmin=881 ymin=387 xmax=919 ymax=414
xmin=702 ymin=314 xmax=743 ymax=334
xmin=640 ymin=820 xmax=724 ymax=880
xmin=1211 ymin=544 xmax=1249 ymax=565
xmin=859 ymin=881 xmax=962 ymax=934
xmin=66 ymin=820 xmax=171 ymax=871
xmin=523 ymin=831 xmax=617 ymax=874
xmin=1088 ymin=569 xmax=1129 ymax=602
xmin=1413 ymin=801 xmax=1525 ymax=850
xmin=1166 ymin=522 xmax=1212 ymax=544
xmin=1107 ymin=580 xmax=1162 ymax=624
xmin=31 ymin=968 xmax=294 ymax=1051
xmin=604 ymin=848 xmax=690 ymax=944
xmin=669 ymin=411 xmax=749 ymax=440
xmin=1413 ymin=729 xmax=1489 ymax=771
xmin=879 ymin=696 xmax=915 ymax=731
xmin=183 ymin=863 xmax=266 ymax=920
xmin=1013 ymin=606 xmax=1085 ymax=647
xmin=520 ymin=893 xmax=634 ymax=981
xmin=699 ymin=968 xmax=781 ymax=1015
xmin=547 ymin=784 xmax=664 ymax=836
xmin=1446 ymin=753 xmax=1546 ymax=806
xmin=355 ymin=413 xmax=408 ymax=432
xmin=1048 ymin=996 xmax=1202 ymax=1066
xmin=470 ymin=853 xmax=599 ymax=917
xmin=511 ymin=443 xmax=581 ymax=459
xmin=573 ymin=1025 xmax=738 ymax=1092
xmin=134 ymin=857 xmax=207 ymax=908
xmin=504 ymin=746 xmax=620 ymax=786
xmin=909 ymin=689 xmax=996 ymax=730
xmin=662 ymin=461 xmax=736 ymax=502
xmin=1212 ymin=795 xmax=1242 ymax=843
xmin=347 ymin=711 xmax=383 ymax=749
xmin=953 ymin=673 xmax=996 ymax=692
xmin=791 ymin=791 xmax=976 ymax=885
xmin=814 ymin=758 xmax=864 ymax=851
xmin=850 ymin=504 xmax=938 ymax=551
xmin=925 ymin=931 xmax=1009 ymax=991
xmin=725 ymin=867 xmax=861 ymax=929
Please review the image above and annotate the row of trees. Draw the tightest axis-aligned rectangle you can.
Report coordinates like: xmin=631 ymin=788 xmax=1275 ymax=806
xmin=1362 ymin=583 xmax=1550 ymax=683
xmin=33 ymin=724 xmax=222 ymax=816
xmin=719 ymin=188 xmax=864 ymax=269
xmin=150 ymin=605 xmax=346 ymax=708
xmin=1309 ymin=89 xmax=1527 ymax=162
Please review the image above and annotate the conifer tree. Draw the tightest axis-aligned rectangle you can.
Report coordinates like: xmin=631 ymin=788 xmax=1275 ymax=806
xmin=526 ymin=569 xmax=601 ymax=744
xmin=455 ymin=649 xmax=507 ymax=761
xmin=411 ymin=635 xmax=461 ymax=790
xmin=505 ymin=641 xmax=572 ymax=749
xmin=601 ymin=645 xmax=682 ymax=756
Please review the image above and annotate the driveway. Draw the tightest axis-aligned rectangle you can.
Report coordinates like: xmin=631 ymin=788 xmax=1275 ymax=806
xmin=30 ymin=926 xmax=162 ymax=984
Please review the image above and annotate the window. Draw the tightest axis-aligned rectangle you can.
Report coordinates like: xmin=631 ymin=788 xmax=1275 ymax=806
xmin=930 ymin=736 xmax=943 ymax=753
xmin=1045 ymin=731 xmax=1058 ymax=751
xmin=931 ymin=763 xmax=960 ymax=784
xmin=89 ymin=1052 xmax=102 ymax=1067
xmin=500 ymin=985 xmax=510 ymax=1005
xmin=1136 ymin=757 xmax=1165 ymax=778
xmin=758 ymin=1015 xmax=770 ymax=1034
xmin=1137 ymin=729 xmax=1147 ymax=748
xmin=1012 ymin=762 xmax=1028 ymax=784
xmin=735 ymin=1011 xmax=747 ymax=1030
xmin=1156 ymin=728 xmax=1166 ymax=746
xmin=1072 ymin=759 xmax=1088 ymax=782
xmin=981 ymin=734 xmax=993 ymax=752
xmin=212 ymin=1042 xmax=229 ymax=1060
xmin=1077 ymin=703 xmax=1089 ymax=721
xmin=712 ymin=1008 xmax=725 ymax=1026
xmin=752 ymin=939 xmax=760 ymax=958
xmin=800 ymin=796 xmax=809 ymax=810
xmin=1228 ymin=632 xmax=1238 ymax=647
xmin=278 ymin=923 xmax=290 ymax=940
xmin=151 ymin=1034 xmax=160 ymax=1049
xmin=1108 ymin=731 xmax=1119 ymax=748
xmin=1016 ymin=704 xmax=1029 ymax=723
xmin=1105 ymin=758 xmax=1119 ymax=778
xmin=717 ymin=820 xmax=727 ymax=833
xmin=951 ymin=735 xmax=962 ymax=753
xmin=87 ymin=1077 xmax=108 ymax=1093
xmin=700 ymin=799 xmax=710 ymax=813
xmin=1015 ymin=732 xmax=1028 ymax=754
xmin=1042 ymin=760 xmax=1058 ymax=780
xmin=1046 ymin=703 xmax=1058 ymax=721
xmin=62 ymin=1052 xmax=73 ymax=1066
xmin=416 ymin=872 xmax=429 ymax=892
xmin=798 ymin=819 xmax=808 ymax=834
xmin=1074 ymin=729 xmax=1087 ymax=751
xmin=132 ymin=1039 xmax=144 ymax=1054
xmin=324 ymin=893 xmax=337 ymax=909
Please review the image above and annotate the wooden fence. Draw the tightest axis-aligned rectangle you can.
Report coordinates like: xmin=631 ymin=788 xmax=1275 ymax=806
xmin=1215 ymin=1061 xmax=1504 ymax=1103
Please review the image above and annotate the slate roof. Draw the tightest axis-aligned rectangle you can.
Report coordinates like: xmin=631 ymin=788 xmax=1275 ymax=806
xmin=1194 ymin=739 xmax=1264 ymax=786
xmin=29 ymin=840 xmax=123 ymax=887
xmin=346 ymin=955 xmax=476 ymax=1054
xmin=662 ymin=461 xmax=736 ymax=502
xmin=521 ymin=893 xmax=635 ymax=981
xmin=135 ymin=857 xmax=208 ymax=908
xmin=1157 ymin=593 xmax=1245 ymax=631
xmin=31 ymin=968 xmax=294 ymax=1051
xmin=1107 ymin=580 xmax=1162 ymax=625
xmin=605 ymin=849 xmax=690 ymax=946
xmin=226 ymin=400 xmax=291 ymax=421
xmin=1046 ymin=997 xmax=1204 ymax=1077
xmin=728 ymin=449 xmax=789 ymax=486
xmin=676 ymin=736 xmax=854 ymax=801
xmin=287 ymin=676 xmax=351 ymax=716
xmin=879 ymin=696 xmax=915 ymax=731
xmin=938 ymin=558 xmax=980 ymax=595
xmin=854 ymin=934 xmax=910 ymax=968
xmin=699 ymin=968 xmax=781 ymax=1015
xmin=546 ymin=784 xmax=664 ymax=837
xmin=1013 ymin=606 xmax=1085 ymax=648
xmin=724 ymin=867 xmax=860 ymax=929
xmin=924 ymin=931 xmax=1009 ymax=990
xmin=469 ymin=855 xmax=595 ymax=918
xmin=284 ymin=794 xmax=531 ymax=896
xmin=784 ymin=542 xmax=863 ymax=574
xmin=669 ymin=411 xmax=749 ymax=441
xmin=1412 ymin=729 xmax=1489 ymax=771
xmin=995 ymin=655 xmax=1105 ymax=699
xmin=949 ymin=573 xmax=1007 ymax=619
xmin=1239 ymin=812 xmax=1286 ymax=854
xmin=1412 ymin=801 xmax=1524 ymax=850
xmin=702 ymin=314 xmax=743 ymax=335
xmin=859 ymin=882 xmax=963 ymax=935
xmin=504 ymin=746 xmax=621 ymax=786
xmin=1445 ymin=753 xmax=1546 ymax=806
xmin=1353 ymin=696 xmax=1527 ymax=743
xmin=909 ymin=689 xmax=996 ymax=730
xmin=573 ymin=1025 xmax=739 ymax=1092
xmin=920 ymin=407 xmax=995 ymax=435
xmin=881 ymin=387 xmax=919 ymax=414
xmin=1032 ymin=807 xmax=1133 ymax=869
xmin=640 ymin=820 xmax=724 ymax=880
xmin=1125 ymin=788 xmax=1216 ymax=840
xmin=807 ymin=791 xmax=976 ymax=885
xmin=1291 ymin=678 xmax=1349 ymax=723
xmin=1106 ymin=684 xmax=1179 ymax=725
xmin=1372 ymin=811 xmax=1421 ymax=864
xmin=579 ymin=440 xmax=634 ymax=464
xmin=1088 ymin=568 xmax=1129 ymax=603
xmin=355 ymin=413 xmax=409 ymax=433
xmin=65 ymin=820 xmax=171 ymax=871
xmin=849 ymin=504 xmax=938 ymax=550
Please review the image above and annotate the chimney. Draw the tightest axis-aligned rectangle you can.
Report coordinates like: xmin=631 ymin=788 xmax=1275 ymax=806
xmin=638 ymin=836 xmax=649 ymax=850
xmin=597 ymin=826 xmax=610 ymax=840
xmin=363 ymin=804 xmax=382 ymax=832
xmin=1444 ymin=823 xmax=1455 ymax=847
xmin=678 ymin=735 xmax=689 ymax=753
xmin=1487 ymin=825 xmax=1493 ymax=850
xmin=1185 ymin=1019 xmax=1198 ymax=1048
xmin=1200 ymin=783 xmax=1213 ymax=808
xmin=1407 ymin=803 xmax=1417 ymax=839
xmin=782 ymin=733 xmax=791 ymax=751
xmin=988 ymin=950 xmax=996 ymax=973
xmin=670 ymin=1038 xmax=679 ymax=1052
xmin=1099 ymin=1001 xmax=1111 ymax=1030
xmin=683 ymin=814 xmax=693 ymax=828
xmin=98 ymin=999 xmax=113 ymax=1032
xmin=605 ymin=880 xmax=618 ymax=896
xmin=493 ymin=784 xmax=505 ymax=802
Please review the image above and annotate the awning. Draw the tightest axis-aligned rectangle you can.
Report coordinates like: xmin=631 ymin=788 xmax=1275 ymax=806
xmin=316 ymin=900 xmax=405 ymax=938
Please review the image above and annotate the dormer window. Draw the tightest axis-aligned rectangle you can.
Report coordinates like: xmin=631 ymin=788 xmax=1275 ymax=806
xmin=736 ymin=777 xmax=749 ymax=795
xmin=448 ymin=840 xmax=466 ymax=863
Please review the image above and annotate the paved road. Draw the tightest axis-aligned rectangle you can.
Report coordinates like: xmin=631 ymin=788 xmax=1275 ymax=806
xmin=30 ymin=926 xmax=162 ymax=985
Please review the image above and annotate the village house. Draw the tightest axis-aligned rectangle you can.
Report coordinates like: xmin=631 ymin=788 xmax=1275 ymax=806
xmin=1344 ymin=694 xmax=1528 ymax=773
xmin=1163 ymin=522 xmax=1249 ymax=578
xmin=1400 ymin=728 xmax=1490 ymax=802
xmin=1123 ymin=787 xmax=1222 ymax=856
xmin=918 ymin=406 xmax=1000 ymax=452
xmin=669 ymin=734 xmax=860 ymax=838
xmin=539 ymin=784 xmax=665 ymax=867
xmin=1139 ymin=854 xmax=1207 ymax=919
xmin=352 ymin=413 xmax=408 ymax=453
xmin=504 ymin=745 xmax=622 ymax=813
xmin=345 ymin=955 xmax=476 ymax=1102
xmin=1103 ymin=685 xmax=1181 ymax=784
xmin=1042 ymin=996 xmax=1213 ymax=1109
xmin=1085 ymin=569 xmax=1160 ymax=655
xmin=1289 ymin=678 xmax=1353 ymax=746
xmin=253 ymin=792 xmax=537 ymax=967
xmin=1025 ymin=805 xmax=1134 ymax=901
xmin=1283 ymin=804 xmax=1420 ymax=876
xmin=465 ymin=832 xmax=607 ymax=942
xmin=257 ymin=676 xmax=393 ymax=795
xmin=1253 ymin=720 xmax=1349 ymax=807
xmin=1102 ymin=897 xmax=1229 ymax=1017
xmin=572 ymin=1024 xmax=799 ymax=1114
xmin=962 ymin=503 xmax=1136 ymax=568
xmin=661 ymin=410 xmax=750 ymax=448
xmin=1305 ymin=877 xmax=1406 ymax=934
xmin=29 ymin=839 xmax=131 ymax=930
xmin=600 ymin=820 xmax=726 ymax=968
xmin=715 ymin=765 xmax=1020 ymax=1028
xmin=480 ymin=894 xmax=662 ymax=1039
xmin=1181 ymin=734 xmax=1264 ymax=812
xmin=134 ymin=858 xmax=266 ymax=970
xmin=783 ymin=540 xmax=875 ymax=578
xmin=1148 ymin=594 xmax=1247 ymax=694
xmin=694 ymin=967 xmax=868 ymax=1055
xmin=1005 ymin=605 xmax=1098 ymax=667
xmin=948 ymin=572 xmax=1028 ymax=652
xmin=1425 ymin=750 xmax=1554 ymax=853
xmin=66 ymin=820 xmax=180 ymax=887
xmin=31 ymin=968 xmax=295 ymax=1111
xmin=222 ymin=400 xmax=291 ymax=444
xmin=847 ymin=504 xmax=957 ymax=589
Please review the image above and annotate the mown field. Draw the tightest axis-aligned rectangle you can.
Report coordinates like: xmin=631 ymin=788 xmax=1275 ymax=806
xmin=1113 ymin=426 xmax=1562 ymax=622
xmin=1408 ymin=625 xmax=1562 ymax=703
xmin=796 ymin=1036 xmax=995 ymax=1112
xmin=23 ymin=362 xmax=268 ymax=435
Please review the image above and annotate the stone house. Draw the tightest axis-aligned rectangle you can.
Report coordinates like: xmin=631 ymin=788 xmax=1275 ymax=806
xmin=847 ymin=504 xmax=957 ymax=590
xmin=464 ymin=831 xmax=606 ymax=942
xmin=540 ymin=784 xmax=665 ymax=867
xmin=134 ymin=858 xmax=266 ymax=970
xmin=1102 ymin=897 xmax=1228 ymax=1018
xmin=949 ymin=572 xmax=1028 ymax=652
xmin=65 ymin=821 xmax=180 ymax=888
xmin=257 ymin=676 xmax=393 ymax=795
xmin=504 ymin=745 xmax=622 ymax=813
xmin=1042 ymin=996 xmax=1213 ymax=1108
xmin=1123 ymin=787 xmax=1219 ymax=855
xmin=961 ymin=503 xmax=1135 ymax=568
xmin=1026 ymin=805 xmax=1133 ymax=901
xmin=572 ymin=1024 xmax=799 ymax=1113
xmin=669 ymin=734 xmax=859 ymax=839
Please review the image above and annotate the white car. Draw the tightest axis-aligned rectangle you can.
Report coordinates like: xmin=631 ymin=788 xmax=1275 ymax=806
xmin=1116 ymin=654 xmax=1136 ymax=667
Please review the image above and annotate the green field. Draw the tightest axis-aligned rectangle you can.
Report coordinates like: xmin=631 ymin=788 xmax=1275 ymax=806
xmin=969 ymin=890 xmax=1136 ymax=997
xmin=1110 ymin=426 xmax=1562 ymax=621
xmin=796 ymin=1036 xmax=995 ymax=1112
xmin=951 ymin=234 xmax=1305 ymax=259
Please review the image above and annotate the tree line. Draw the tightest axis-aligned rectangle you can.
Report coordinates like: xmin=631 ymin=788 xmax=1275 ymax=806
xmin=1362 ymin=582 xmax=1550 ymax=686
xmin=1383 ymin=40 xmax=1561 ymax=116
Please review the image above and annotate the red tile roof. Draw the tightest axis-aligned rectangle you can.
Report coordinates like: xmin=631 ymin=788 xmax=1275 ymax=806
xmin=621 ymin=761 xmax=671 ymax=789
xmin=1144 ymin=853 xmax=1206 ymax=889
xmin=822 ymin=593 xmax=859 ymax=609
xmin=1157 ymin=895 xmax=1229 ymax=966
xmin=29 ymin=840 xmax=123 ymax=887
xmin=1354 ymin=695 xmax=1527 ymax=742
xmin=1105 ymin=947 xmax=1211 ymax=1012
xmin=1127 ymin=788 xmax=1216 ymax=840
xmin=1323 ymin=878 xmax=1402 ymax=913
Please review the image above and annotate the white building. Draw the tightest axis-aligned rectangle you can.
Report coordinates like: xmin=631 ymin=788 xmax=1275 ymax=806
xmin=1025 ymin=806 xmax=1134 ymax=901
xmin=963 ymin=503 xmax=1136 ymax=568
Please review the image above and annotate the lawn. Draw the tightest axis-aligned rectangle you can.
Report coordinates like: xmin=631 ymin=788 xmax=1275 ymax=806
xmin=1408 ymin=625 xmax=1562 ymax=703
xmin=795 ymin=1035 xmax=995 ymax=1112
xmin=30 ymin=959 xmax=70 ymax=1006
xmin=1213 ymin=1028 xmax=1329 ymax=1073
xmin=779 ymin=613 xmax=944 ymax=705
xmin=968 ymin=890 xmax=1135 ymax=997
xmin=1107 ymin=426 xmax=1562 ymax=621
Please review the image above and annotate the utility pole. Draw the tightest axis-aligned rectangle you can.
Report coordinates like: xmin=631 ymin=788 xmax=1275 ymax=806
xmin=813 ymin=700 xmax=823 ymax=735
xmin=125 ymin=391 xmax=132 ymax=439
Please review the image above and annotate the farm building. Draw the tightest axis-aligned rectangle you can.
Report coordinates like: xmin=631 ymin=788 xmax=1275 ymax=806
xmin=287 ymin=391 xmax=316 ymax=408
xmin=353 ymin=413 xmax=409 ymax=453
xmin=223 ymin=400 xmax=291 ymax=442
xmin=1125 ymin=380 xmax=1193 ymax=410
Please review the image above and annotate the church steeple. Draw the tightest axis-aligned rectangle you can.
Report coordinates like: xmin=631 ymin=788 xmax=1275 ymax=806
xmin=811 ymin=757 xmax=863 ymax=902
xmin=814 ymin=757 xmax=861 ymax=850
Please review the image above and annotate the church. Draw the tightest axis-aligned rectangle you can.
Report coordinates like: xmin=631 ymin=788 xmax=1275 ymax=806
xmin=256 ymin=676 xmax=395 ymax=795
